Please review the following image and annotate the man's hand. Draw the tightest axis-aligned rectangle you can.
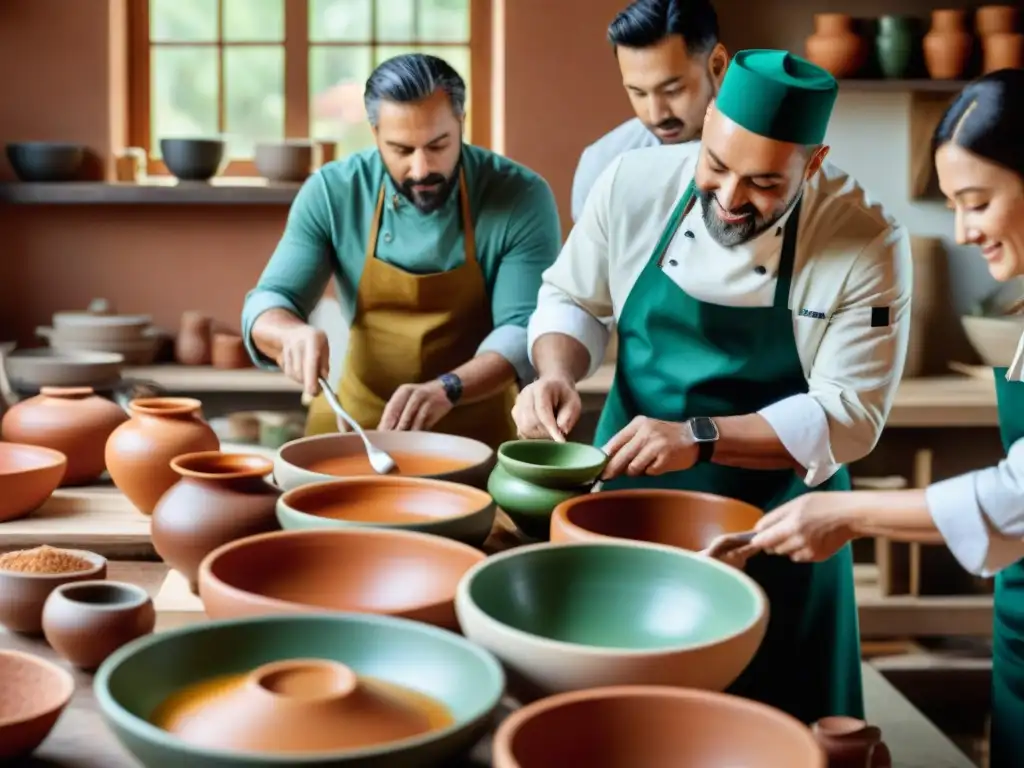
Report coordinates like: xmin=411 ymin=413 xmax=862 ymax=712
xmin=512 ymin=373 xmax=581 ymax=442
xmin=601 ymin=417 xmax=698 ymax=480
xmin=378 ymin=380 xmax=453 ymax=432
xmin=277 ymin=325 xmax=329 ymax=397
xmin=749 ymin=492 xmax=858 ymax=562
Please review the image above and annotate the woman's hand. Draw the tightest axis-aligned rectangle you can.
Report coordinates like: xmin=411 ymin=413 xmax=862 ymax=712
xmin=749 ymin=492 xmax=859 ymax=562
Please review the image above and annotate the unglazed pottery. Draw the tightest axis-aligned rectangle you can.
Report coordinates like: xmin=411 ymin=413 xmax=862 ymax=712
xmin=976 ymin=5 xmax=1019 ymax=36
xmin=175 ymin=311 xmax=212 ymax=365
xmin=3 ymin=349 xmax=123 ymax=391
xmin=812 ymin=717 xmax=891 ymax=768
xmin=923 ymin=9 xmax=972 ymax=79
xmin=277 ymin=476 xmax=496 ymax=546
xmin=962 ymin=315 xmax=1024 ymax=367
xmin=94 ymin=614 xmax=504 ymax=767
xmin=199 ymin=528 xmax=485 ymax=631
xmin=5 ymin=142 xmax=85 ymax=182
xmin=550 ymin=489 xmax=763 ymax=551
xmin=493 ymin=686 xmax=826 ymax=768
xmin=254 ymin=141 xmax=315 ymax=181
xmin=0 ymin=549 xmax=106 ymax=634
xmin=0 ymin=442 xmax=67 ymax=523
xmin=51 ymin=305 xmax=151 ymax=342
xmin=805 ymin=14 xmax=867 ymax=77
xmin=983 ymin=33 xmax=1024 ymax=73
xmin=151 ymin=451 xmax=280 ymax=593
xmin=160 ymin=138 xmax=225 ymax=182
xmin=1 ymin=386 xmax=127 ymax=485
xmin=105 ymin=397 xmax=220 ymax=515
xmin=496 ymin=440 xmax=608 ymax=488
xmin=274 ymin=431 xmax=495 ymax=491
xmin=42 ymin=580 xmax=156 ymax=670
xmin=210 ymin=332 xmax=251 ymax=369
xmin=455 ymin=541 xmax=768 ymax=700
xmin=0 ymin=650 xmax=75 ymax=760
xmin=488 ymin=464 xmax=591 ymax=540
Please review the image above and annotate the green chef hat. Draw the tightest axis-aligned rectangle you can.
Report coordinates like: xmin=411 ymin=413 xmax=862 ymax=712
xmin=716 ymin=49 xmax=838 ymax=145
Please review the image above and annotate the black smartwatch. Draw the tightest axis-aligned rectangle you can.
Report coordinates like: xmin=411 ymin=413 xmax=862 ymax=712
xmin=438 ymin=372 xmax=463 ymax=405
xmin=687 ymin=416 xmax=719 ymax=463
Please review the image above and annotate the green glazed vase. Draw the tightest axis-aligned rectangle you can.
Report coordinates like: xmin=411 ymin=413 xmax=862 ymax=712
xmin=876 ymin=16 xmax=914 ymax=79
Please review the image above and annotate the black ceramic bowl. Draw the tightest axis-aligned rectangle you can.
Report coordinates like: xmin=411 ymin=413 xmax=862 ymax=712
xmin=159 ymin=138 xmax=226 ymax=182
xmin=6 ymin=142 xmax=85 ymax=182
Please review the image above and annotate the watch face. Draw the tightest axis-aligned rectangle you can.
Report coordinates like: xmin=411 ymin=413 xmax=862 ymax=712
xmin=690 ymin=417 xmax=718 ymax=441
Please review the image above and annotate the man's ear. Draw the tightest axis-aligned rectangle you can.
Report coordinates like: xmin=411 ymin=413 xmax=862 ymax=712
xmin=805 ymin=145 xmax=830 ymax=179
xmin=708 ymin=43 xmax=729 ymax=87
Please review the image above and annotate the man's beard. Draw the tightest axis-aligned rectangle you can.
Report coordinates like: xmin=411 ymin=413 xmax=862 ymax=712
xmin=390 ymin=159 xmax=461 ymax=214
xmin=696 ymin=188 xmax=797 ymax=248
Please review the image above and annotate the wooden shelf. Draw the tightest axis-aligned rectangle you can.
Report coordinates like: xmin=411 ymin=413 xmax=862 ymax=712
xmin=839 ymin=79 xmax=968 ymax=93
xmin=0 ymin=179 xmax=301 ymax=205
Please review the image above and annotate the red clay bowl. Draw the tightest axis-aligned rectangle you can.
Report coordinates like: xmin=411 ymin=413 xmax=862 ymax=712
xmin=0 ymin=650 xmax=75 ymax=760
xmin=0 ymin=442 xmax=67 ymax=523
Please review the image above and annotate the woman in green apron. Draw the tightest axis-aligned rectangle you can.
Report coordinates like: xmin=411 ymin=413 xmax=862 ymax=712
xmin=746 ymin=69 xmax=1024 ymax=767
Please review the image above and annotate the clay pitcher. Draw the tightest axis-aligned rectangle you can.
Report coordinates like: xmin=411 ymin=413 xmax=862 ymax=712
xmin=984 ymin=33 xmax=1024 ymax=72
xmin=923 ymin=9 xmax=972 ymax=79
xmin=811 ymin=716 xmax=891 ymax=768
xmin=805 ymin=14 xmax=867 ymax=77
xmin=151 ymin=451 xmax=281 ymax=593
xmin=105 ymin=397 xmax=219 ymax=515
xmin=175 ymin=311 xmax=213 ymax=365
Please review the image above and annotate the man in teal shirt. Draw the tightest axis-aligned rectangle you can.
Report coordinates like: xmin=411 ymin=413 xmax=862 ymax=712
xmin=243 ymin=54 xmax=561 ymax=446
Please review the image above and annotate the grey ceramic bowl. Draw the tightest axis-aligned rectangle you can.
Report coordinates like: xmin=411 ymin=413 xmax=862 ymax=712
xmin=160 ymin=138 xmax=225 ymax=182
xmin=254 ymin=142 xmax=314 ymax=182
xmin=6 ymin=142 xmax=85 ymax=182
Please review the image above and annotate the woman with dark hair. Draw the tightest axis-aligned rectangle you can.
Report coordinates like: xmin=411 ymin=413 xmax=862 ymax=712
xmin=733 ymin=67 xmax=1024 ymax=766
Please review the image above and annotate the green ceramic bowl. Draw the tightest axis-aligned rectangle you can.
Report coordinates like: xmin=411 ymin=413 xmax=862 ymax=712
xmin=455 ymin=541 xmax=768 ymax=699
xmin=487 ymin=464 xmax=590 ymax=540
xmin=496 ymin=441 xmax=607 ymax=489
xmin=94 ymin=614 xmax=504 ymax=767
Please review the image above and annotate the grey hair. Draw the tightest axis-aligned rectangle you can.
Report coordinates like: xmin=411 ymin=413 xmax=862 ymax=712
xmin=364 ymin=53 xmax=466 ymax=126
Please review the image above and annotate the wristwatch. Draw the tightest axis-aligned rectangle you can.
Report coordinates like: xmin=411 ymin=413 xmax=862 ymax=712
xmin=438 ymin=372 xmax=463 ymax=405
xmin=687 ymin=416 xmax=719 ymax=463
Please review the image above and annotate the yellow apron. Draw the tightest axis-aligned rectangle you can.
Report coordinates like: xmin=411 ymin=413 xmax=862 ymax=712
xmin=305 ymin=169 xmax=518 ymax=449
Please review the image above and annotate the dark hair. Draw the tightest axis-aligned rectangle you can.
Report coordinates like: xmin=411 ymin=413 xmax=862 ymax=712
xmin=932 ymin=68 xmax=1024 ymax=176
xmin=364 ymin=53 xmax=466 ymax=126
xmin=607 ymin=0 xmax=718 ymax=54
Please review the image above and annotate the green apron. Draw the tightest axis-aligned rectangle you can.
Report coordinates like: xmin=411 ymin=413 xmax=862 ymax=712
xmin=990 ymin=366 xmax=1024 ymax=767
xmin=594 ymin=180 xmax=863 ymax=724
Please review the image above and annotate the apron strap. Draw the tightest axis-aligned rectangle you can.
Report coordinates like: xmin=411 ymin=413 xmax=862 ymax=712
xmin=773 ymin=196 xmax=802 ymax=310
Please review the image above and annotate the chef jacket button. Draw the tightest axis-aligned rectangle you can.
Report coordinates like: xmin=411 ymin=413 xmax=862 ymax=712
xmin=775 ymin=227 xmax=783 ymax=236
xmin=668 ymin=259 xmax=679 ymax=267
xmin=754 ymin=265 xmax=767 ymax=275
xmin=684 ymin=230 xmax=695 ymax=238
xmin=383 ymin=232 xmax=393 ymax=243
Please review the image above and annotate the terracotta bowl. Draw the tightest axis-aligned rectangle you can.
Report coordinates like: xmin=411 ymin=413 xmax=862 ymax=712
xmin=496 ymin=440 xmax=608 ymax=489
xmin=94 ymin=614 xmax=504 ymax=766
xmin=492 ymin=686 xmax=825 ymax=768
xmin=198 ymin=528 xmax=486 ymax=631
xmin=0 ymin=650 xmax=76 ymax=760
xmin=550 ymin=489 xmax=763 ymax=550
xmin=455 ymin=541 xmax=768 ymax=700
xmin=0 ymin=442 xmax=68 ymax=523
xmin=0 ymin=548 xmax=107 ymax=634
xmin=276 ymin=476 xmax=497 ymax=547
xmin=274 ymin=431 xmax=495 ymax=491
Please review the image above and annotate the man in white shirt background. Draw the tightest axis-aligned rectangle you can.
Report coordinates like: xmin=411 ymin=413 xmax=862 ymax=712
xmin=570 ymin=0 xmax=729 ymax=222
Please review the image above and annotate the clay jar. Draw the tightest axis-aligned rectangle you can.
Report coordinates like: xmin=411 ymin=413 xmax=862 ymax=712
xmin=811 ymin=716 xmax=891 ymax=768
xmin=175 ymin=311 xmax=212 ymax=365
xmin=976 ymin=5 xmax=1018 ymax=36
xmin=211 ymin=332 xmax=251 ymax=369
xmin=151 ymin=451 xmax=280 ymax=593
xmin=805 ymin=14 xmax=867 ymax=78
xmin=984 ymin=33 xmax=1024 ymax=73
xmin=42 ymin=580 xmax=156 ymax=670
xmin=1 ymin=387 xmax=127 ymax=485
xmin=105 ymin=397 xmax=220 ymax=515
xmin=923 ymin=9 xmax=972 ymax=79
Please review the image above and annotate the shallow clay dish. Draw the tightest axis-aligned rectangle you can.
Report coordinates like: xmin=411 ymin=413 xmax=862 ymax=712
xmin=550 ymin=489 xmax=763 ymax=550
xmin=94 ymin=614 xmax=504 ymax=766
xmin=274 ymin=431 xmax=495 ymax=491
xmin=455 ymin=540 xmax=768 ymax=700
xmin=492 ymin=685 xmax=825 ymax=768
xmin=0 ymin=442 xmax=68 ymax=523
xmin=3 ymin=348 xmax=124 ymax=391
xmin=199 ymin=528 xmax=485 ymax=631
xmin=277 ymin=476 xmax=496 ymax=546
xmin=0 ymin=548 xmax=107 ymax=634
xmin=496 ymin=441 xmax=608 ymax=489
xmin=0 ymin=650 xmax=76 ymax=760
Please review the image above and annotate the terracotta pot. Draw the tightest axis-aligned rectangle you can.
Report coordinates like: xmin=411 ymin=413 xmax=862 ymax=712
xmin=105 ymin=397 xmax=220 ymax=515
xmin=0 ymin=549 xmax=106 ymax=635
xmin=174 ymin=311 xmax=212 ymax=365
xmin=984 ymin=33 xmax=1024 ymax=72
xmin=805 ymin=14 xmax=867 ymax=77
xmin=924 ymin=9 xmax=973 ymax=79
xmin=1 ymin=387 xmax=127 ymax=485
xmin=210 ymin=332 xmax=252 ymax=369
xmin=0 ymin=650 xmax=75 ymax=761
xmin=42 ymin=580 xmax=156 ymax=670
xmin=811 ymin=716 xmax=891 ymax=768
xmin=976 ymin=5 xmax=1019 ymax=37
xmin=152 ymin=451 xmax=280 ymax=593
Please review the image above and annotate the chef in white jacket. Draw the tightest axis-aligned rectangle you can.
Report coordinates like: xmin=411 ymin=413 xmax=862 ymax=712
xmin=514 ymin=49 xmax=912 ymax=724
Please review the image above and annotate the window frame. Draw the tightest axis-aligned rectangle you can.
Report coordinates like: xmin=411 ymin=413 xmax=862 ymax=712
xmin=127 ymin=0 xmax=492 ymax=177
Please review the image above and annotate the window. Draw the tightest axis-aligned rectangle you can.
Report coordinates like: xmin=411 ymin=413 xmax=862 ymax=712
xmin=128 ymin=0 xmax=491 ymax=176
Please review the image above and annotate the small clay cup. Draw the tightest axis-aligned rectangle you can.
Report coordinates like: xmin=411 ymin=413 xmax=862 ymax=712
xmin=211 ymin=333 xmax=252 ymax=369
xmin=811 ymin=716 xmax=891 ymax=768
xmin=0 ymin=650 xmax=75 ymax=760
xmin=0 ymin=549 xmax=107 ymax=634
xmin=42 ymin=580 xmax=156 ymax=670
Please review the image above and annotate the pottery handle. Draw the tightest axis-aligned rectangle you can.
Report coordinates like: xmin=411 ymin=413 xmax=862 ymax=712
xmin=870 ymin=741 xmax=892 ymax=768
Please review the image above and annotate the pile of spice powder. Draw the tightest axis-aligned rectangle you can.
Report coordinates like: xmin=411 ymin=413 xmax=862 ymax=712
xmin=0 ymin=545 xmax=94 ymax=574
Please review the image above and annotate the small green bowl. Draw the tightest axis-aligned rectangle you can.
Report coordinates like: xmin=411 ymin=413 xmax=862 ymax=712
xmin=496 ymin=441 xmax=608 ymax=489
xmin=94 ymin=614 xmax=504 ymax=767
xmin=487 ymin=465 xmax=590 ymax=540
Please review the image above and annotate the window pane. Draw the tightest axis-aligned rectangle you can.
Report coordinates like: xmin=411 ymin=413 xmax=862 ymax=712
xmin=376 ymin=0 xmax=415 ymax=42
xmin=150 ymin=0 xmax=218 ymax=43
xmin=417 ymin=0 xmax=469 ymax=42
xmin=373 ymin=44 xmax=418 ymax=67
xmin=224 ymin=0 xmax=284 ymax=42
xmin=310 ymin=0 xmax=372 ymax=42
xmin=224 ymin=46 xmax=285 ymax=158
xmin=417 ymin=45 xmax=471 ymax=141
xmin=310 ymin=46 xmax=374 ymax=153
xmin=151 ymin=46 xmax=220 ymax=155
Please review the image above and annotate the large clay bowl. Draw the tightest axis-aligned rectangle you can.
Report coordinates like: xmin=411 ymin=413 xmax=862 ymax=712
xmin=455 ymin=541 xmax=768 ymax=700
xmin=496 ymin=440 xmax=607 ymax=489
xmin=274 ymin=432 xmax=495 ymax=491
xmin=492 ymin=686 xmax=825 ymax=768
xmin=198 ymin=528 xmax=485 ymax=630
xmin=487 ymin=465 xmax=590 ymax=541
xmin=550 ymin=489 xmax=763 ymax=550
xmin=961 ymin=315 xmax=1024 ymax=367
xmin=0 ymin=650 xmax=75 ymax=760
xmin=277 ymin=476 xmax=496 ymax=547
xmin=94 ymin=614 xmax=504 ymax=767
xmin=0 ymin=442 xmax=68 ymax=523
